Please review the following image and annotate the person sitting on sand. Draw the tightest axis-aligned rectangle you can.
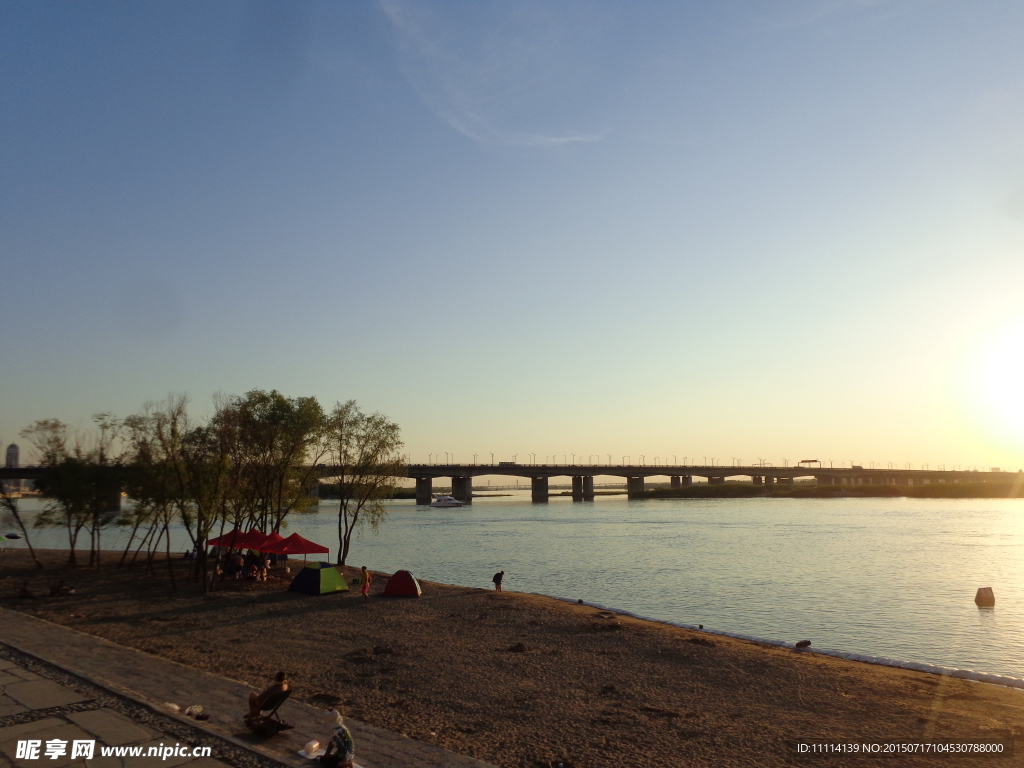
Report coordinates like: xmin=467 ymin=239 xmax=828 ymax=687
xmin=319 ymin=710 xmax=355 ymax=768
xmin=227 ymin=555 xmax=244 ymax=579
xmin=247 ymin=671 xmax=288 ymax=720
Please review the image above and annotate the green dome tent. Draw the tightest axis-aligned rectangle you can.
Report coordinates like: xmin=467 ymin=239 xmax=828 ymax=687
xmin=288 ymin=562 xmax=349 ymax=595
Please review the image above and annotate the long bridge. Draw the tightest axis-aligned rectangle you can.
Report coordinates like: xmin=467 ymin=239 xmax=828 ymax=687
xmin=406 ymin=463 xmax=1022 ymax=504
xmin=4 ymin=463 xmax=1020 ymax=506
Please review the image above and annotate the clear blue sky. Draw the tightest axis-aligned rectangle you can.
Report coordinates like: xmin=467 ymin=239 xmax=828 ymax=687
xmin=4 ymin=1 xmax=1024 ymax=470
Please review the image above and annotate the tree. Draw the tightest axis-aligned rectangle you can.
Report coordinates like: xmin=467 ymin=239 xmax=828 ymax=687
xmin=0 ymin=442 xmax=43 ymax=569
xmin=214 ymin=390 xmax=327 ymax=534
xmin=325 ymin=401 xmax=403 ymax=566
xmin=21 ymin=417 xmax=125 ymax=567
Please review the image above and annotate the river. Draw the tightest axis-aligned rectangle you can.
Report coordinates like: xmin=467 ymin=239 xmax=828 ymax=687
xmin=5 ymin=493 xmax=1024 ymax=679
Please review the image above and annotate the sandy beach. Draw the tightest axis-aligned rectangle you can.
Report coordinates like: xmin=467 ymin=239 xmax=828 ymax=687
xmin=1 ymin=550 xmax=1022 ymax=767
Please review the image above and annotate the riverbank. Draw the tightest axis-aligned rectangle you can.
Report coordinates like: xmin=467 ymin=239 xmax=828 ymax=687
xmin=636 ymin=481 xmax=1024 ymax=499
xmin=1 ymin=550 xmax=1022 ymax=767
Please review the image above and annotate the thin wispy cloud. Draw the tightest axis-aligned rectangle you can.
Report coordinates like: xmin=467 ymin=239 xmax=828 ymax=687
xmin=742 ymin=0 xmax=926 ymax=32
xmin=379 ymin=0 xmax=610 ymax=147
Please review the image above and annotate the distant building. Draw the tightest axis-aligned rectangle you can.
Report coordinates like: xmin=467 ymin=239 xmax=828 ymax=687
xmin=4 ymin=443 xmax=21 ymax=492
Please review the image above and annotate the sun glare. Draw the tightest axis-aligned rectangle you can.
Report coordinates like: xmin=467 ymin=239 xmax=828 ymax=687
xmin=966 ymin=317 xmax=1024 ymax=448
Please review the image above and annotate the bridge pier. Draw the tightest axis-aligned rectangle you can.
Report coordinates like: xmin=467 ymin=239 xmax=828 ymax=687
xmin=306 ymin=478 xmax=320 ymax=504
xmin=626 ymin=476 xmax=646 ymax=498
xmin=582 ymin=476 xmax=594 ymax=501
xmin=708 ymin=476 xmax=725 ymax=485
xmin=531 ymin=476 xmax=549 ymax=503
xmin=752 ymin=475 xmax=763 ymax=485
xmin=451 ymin=476 xmax=473 ymax=504
xmin=682 ymin=475 xmax=692 ymax=486
xmin=572 ymin=476 xmax=584 ymax=501
xmin=104 ymin=486 xmax=122 ymax=513
xmin=670 ymin=475 xmax=681 ymax=489
xmin=416 ymin=477 xmax=433 ymax=505
xmin=765 ymin=476 xmax=775 ymax=486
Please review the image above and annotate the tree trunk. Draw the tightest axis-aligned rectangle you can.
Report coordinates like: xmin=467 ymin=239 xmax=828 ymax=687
xmin=3 ymin=501 xmax=43 ymax=569
xmin=163 ymin=521 xmax=177 ymax=592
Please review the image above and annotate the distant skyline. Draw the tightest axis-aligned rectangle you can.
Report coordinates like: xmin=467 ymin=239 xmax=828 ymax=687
xmin=3 ymin=1 xmax=1024 ymax=470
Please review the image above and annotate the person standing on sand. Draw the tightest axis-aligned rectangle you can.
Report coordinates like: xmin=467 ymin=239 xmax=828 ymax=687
xmin=360 ymin=566 xmax=371 ymax=602
xmin=492 ymin=570 xmax=504 ymax=592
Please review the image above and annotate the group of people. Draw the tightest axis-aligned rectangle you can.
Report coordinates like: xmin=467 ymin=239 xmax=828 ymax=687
xmin=218 ymin=551 xmax=291 ymax=582
xmin=247 ymin=673 xmax=355 ymax=768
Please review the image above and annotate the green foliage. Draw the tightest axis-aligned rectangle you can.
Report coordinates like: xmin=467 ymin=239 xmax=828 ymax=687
xmin=21 ymin=415 xmax=125 ymax=566
xmin=326 ymin=400 xmax=404 ymax=566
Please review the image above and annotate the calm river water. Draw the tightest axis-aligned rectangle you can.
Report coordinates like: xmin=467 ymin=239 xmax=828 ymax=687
xmin=5 ymin=493 xmax=1024 ymax=679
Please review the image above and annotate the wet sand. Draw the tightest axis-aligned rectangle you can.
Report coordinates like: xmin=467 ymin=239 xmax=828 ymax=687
xmin=2 ymin=550 xmax=1023 ymax=767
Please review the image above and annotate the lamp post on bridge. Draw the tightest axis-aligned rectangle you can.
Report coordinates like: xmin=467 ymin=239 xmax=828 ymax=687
xmin=608 ymin=454 xmax=612 ymax=466
xmin=639 ymin=455 xmax=645 ymax=465
xmin=490 ymin=453 xmax=494 ymax=465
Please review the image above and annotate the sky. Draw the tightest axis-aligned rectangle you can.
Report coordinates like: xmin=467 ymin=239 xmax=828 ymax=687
xmin=3 ymin=0 xmax=1024 ymax=471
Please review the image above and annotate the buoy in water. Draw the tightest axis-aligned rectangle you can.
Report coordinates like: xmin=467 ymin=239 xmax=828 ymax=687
xmin=975 ymin=587 xmax=995 ymax=607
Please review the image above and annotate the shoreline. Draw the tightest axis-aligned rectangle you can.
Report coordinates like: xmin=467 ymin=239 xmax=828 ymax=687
xmin=561 ymin=596 xmax=1024 ymax=692
xmin=3 ymin=550 xmax=1024 ymax=767
xmin=4 ymin=544 xmax=1024 ymax=686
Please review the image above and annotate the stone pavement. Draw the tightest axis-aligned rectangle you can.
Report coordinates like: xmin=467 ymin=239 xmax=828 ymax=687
xmin=0 ymin=608 xmax=496 ymax=768
xmin=0 ymin=653 xmax=229 ymax=768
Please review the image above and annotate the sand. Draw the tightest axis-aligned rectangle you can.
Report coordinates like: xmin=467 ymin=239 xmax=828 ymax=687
xmin=2 ymin=550 xmax=1023 ymax=767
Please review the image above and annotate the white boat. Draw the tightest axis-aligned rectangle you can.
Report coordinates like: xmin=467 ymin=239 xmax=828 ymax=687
xmin=430 ymin=495 xmax=466 ymax=507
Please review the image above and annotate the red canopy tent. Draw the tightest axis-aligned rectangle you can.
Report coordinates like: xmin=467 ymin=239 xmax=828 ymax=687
xmin=262 ymin=533 xmax=329 ymax=555
xmin=261 ymin=531 xmax=285 ymax=547
xmin=261 ymin=533 xmax=329 ymax=565
xmin=207 ymin=529 xmax=269 ymax=550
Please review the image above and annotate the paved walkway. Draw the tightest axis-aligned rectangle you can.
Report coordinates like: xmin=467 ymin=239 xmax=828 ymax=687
xmin=0 ymin=653 xmax=229 ymax=768
xmin=0 ymin=608 xmax=496 ymax=768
